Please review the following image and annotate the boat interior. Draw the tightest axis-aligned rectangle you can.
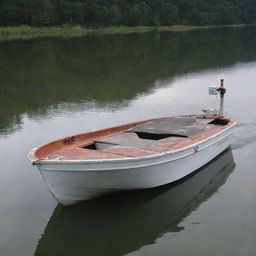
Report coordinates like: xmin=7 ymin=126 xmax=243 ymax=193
xmin=32 ymin=116 xmax=233 ymax=161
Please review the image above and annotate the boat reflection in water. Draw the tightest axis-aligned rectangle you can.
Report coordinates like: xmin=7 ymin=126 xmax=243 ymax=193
xmin=35 ymin=148 xmax=235 ymax=256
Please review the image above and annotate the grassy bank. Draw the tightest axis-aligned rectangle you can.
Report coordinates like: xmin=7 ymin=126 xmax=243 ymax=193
xmin=0 ymin=24 xmax=248 ymax=41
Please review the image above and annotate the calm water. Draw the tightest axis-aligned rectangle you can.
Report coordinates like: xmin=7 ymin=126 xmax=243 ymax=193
xmin=0 ymin=27 xmax=256 ymax=256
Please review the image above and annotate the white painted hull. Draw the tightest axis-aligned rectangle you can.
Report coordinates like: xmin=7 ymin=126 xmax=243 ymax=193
xmin=35 ymin=124 xmax=236 ymax=205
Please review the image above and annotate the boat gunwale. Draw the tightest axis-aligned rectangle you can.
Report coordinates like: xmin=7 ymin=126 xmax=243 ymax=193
xmin=28 ymin=118 xmax=237 ymax=166
xmin=35 ymin=131 xmax=235 ymax=172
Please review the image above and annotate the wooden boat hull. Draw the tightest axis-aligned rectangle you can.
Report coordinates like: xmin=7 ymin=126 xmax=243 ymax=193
xmin=34 ymin=123 xmax=235 ymax=205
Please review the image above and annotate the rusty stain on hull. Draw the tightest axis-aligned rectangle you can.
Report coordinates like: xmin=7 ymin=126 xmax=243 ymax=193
xmin=29 ymin=116 xmax=235 ymax=161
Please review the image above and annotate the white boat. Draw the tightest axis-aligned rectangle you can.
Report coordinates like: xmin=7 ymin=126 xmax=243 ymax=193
xmin=35 ymin=149 xmax=235 ymax=256
xmin=28 ymin=80 xmax=236 ymax=205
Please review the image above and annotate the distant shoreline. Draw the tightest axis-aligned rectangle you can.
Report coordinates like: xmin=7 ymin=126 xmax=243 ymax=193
xmin=0 ymin=24 xmax=250 ymax=41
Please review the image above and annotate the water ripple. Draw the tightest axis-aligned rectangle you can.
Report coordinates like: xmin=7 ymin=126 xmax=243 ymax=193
xmin=231 ymin=122 xmax=256 ymax=149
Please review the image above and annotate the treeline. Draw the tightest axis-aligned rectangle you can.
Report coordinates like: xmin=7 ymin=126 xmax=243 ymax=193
xmin=0 ymin=0 xmax=256 ymax=27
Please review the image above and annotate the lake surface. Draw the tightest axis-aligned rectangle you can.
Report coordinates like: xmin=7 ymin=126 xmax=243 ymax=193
xmin=0 ymin=27 xmax=256 ymax=256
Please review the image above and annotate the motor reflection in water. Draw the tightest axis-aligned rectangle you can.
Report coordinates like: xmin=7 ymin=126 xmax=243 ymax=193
xmin=35 ymin=148 xmax=235 ymax=256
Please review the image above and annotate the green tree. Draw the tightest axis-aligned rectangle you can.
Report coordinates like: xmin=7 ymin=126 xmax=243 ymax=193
xmin=161 ymin=3 xmax=178 ymax=25
xmin=87 ymin=4 xmax=111 ymax=26
xmin=0 ymin=4 xmax=2 ymax=25
xmin=0 ymin=0 xmax=256 ymax=28
xmin=128 ymin=4 xmax=142 ymax=26
xmin=31 ymin=0 xmax=56 ymax=26
xmin=109 ymin=4 xmax=122 ymax=25
xmin=51 ymin=0 xmax=68 ymax=25
xmin=66 ymin=1 xmax=83 ymax=24
xmin=138 ymin=2 xmax=150 ymax=25
xmin=217 ymin=5 xmax=237 ymax=25
xmin=152 ymin=15 xmax=160 ymax=26
xmin=1 ymin=0 xmax=32 ymax=25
